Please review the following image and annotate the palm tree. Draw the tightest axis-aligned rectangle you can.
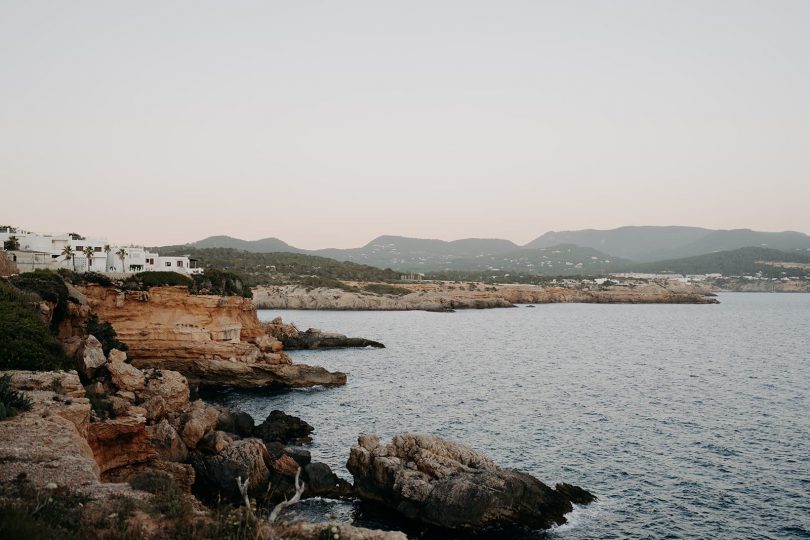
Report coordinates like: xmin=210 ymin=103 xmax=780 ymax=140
xmin=115 ymin=248 xmax=128 ymax=273
xmin=83 ymin=246 xmax=94 ymax=272
xmin=104 ymin=245 xmax=111 ymax=271
xmin=4 ymin=235 xmax=20 ymax=251
xmin=61 ymin=245 xmax=75 ymax=271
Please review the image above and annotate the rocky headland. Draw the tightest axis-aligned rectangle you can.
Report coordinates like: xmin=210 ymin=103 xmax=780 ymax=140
xmin=63 ymin=284 xmax=346 ymax=388
xmin=253 ymin=280 xmax=717 ymax=311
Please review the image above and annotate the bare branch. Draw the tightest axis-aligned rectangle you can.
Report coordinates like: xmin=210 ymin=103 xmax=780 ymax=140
xmin=269 ymin=466 xmax=305 ymax=523
xmin=236 ymin=475 xmax=251 ymax=511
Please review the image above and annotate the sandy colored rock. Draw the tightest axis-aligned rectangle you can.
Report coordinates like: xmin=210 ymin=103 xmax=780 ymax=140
xmin=87 ymin=416 xmax=156 ymax=473
xmin=74 ymin=284 xmax=346 ymax=388
xmin=147 ymin=419 xmax=188 ymax=462
xmin=77 ymin=336 xmax=107 ymax=379
xmin=107 ymin=355 xmax=145 ymax=391
xmin=108 ymin=348 xmax=128 ymax=363
xmin=198 ymin=430 xmax=233 ymax=454
xmin=179 ymin=403 xmax=220 ymax=448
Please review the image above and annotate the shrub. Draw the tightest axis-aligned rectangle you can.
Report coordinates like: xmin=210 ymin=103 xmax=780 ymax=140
xmin=129 ymin=471 xmax=191 ymax=519
xmin=192 ymin=269 xmax=252 ymax=298
xmin=8 ymin=270 xmax=70 ymax=329
xmin=0 ymin=477 xmax=89 ymax=540
xmin=0 ymin=282 xmax=70 ymax=371
xmin=86 ymin=391 xmax=114 ymax=420
xmin=84 ymin=314 xmax=127 ymax=355
xmin=0 ymin=375 xmax=32 ymax=420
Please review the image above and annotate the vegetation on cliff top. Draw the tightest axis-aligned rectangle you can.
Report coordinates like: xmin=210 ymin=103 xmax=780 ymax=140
xmin=153 ymin=246 xmax=402 ymax=286
xmin=0 ymin=374 xmax=32 ymax=420
xmin=117 ymin=270 xmax=252 ymax=298
xmin=0 ymin=281 xmax=70 ymax=371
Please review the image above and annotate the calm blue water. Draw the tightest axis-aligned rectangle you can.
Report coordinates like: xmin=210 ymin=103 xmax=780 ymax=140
xmin=210 ymin=294 xmax=810 ymax=539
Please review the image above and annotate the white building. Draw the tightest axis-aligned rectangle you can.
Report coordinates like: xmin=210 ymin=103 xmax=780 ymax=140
xmin=1 ymin=227 xmax=202 ymax=275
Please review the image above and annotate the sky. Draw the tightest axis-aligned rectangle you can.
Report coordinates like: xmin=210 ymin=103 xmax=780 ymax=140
xmin=1 ymin=1 xmax=809 ymax=249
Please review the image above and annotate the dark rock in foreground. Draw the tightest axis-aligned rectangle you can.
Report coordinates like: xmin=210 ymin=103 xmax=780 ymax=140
xmin=253 ymin=410 xmax=315 ymax=445
xmin=285 ymin=328 xmax=385 ymax=350
xmin=347 ymin=433 xmax=594 ymax=531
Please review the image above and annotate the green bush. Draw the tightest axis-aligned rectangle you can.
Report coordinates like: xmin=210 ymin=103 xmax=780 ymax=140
xmin=129 ymin=471 xmax=191 ymax=519
xmin=8 ymin=270 xmax=70 ymax=329
xmin=84 ymin=314 xmax=127 ymax=355
xmin=58 ymin=270 xmax=112 ymax=287
xmin=193 ymin=269 xmax=252 ymax=298
xmin=0 ymin=282 xmax=70 ymax=371
xmin=123 ymin=271 xmax=194 ymax=290
xmin=0 ymin=375 xmax=32 ymax=420
xmin=0 ymin=478 xmax=89 ymax=540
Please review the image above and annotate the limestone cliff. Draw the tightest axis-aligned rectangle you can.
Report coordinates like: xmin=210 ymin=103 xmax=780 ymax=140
xmin=253 ymin=281 xmax=716 ymax=311
xmin=71 ymin=285 xmax=345 ymax=388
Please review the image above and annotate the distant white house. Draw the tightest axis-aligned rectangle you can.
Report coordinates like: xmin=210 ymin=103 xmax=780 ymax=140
xmin=0 ymin=227 xmax=202 ymax=275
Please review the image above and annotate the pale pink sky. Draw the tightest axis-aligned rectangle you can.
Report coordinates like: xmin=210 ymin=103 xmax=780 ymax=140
xmin=2 ymin=1 xmax=809 ymax=249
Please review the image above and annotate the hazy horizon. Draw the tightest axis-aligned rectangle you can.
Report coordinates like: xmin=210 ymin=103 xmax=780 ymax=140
xmin=2 ymin=1 xmax=809 ymax=249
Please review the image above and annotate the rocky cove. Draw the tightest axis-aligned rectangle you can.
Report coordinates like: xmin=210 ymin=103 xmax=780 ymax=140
xmin=0 ymin=278 xmax=595 ymax=539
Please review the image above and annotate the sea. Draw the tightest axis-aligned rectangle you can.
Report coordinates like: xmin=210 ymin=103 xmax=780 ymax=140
xmin=206 ymin=293 xmax=810 ymax=539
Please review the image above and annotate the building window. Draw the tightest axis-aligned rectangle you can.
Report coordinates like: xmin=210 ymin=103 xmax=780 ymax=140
xmin=177 ymin=260 xmax=184 ymax=267
xmin=76 ymin=246 xmax=83 ymax=251
xmin=165 ymin=262 xmax=171 ymax=267
xmin=94 ymin=247 xmax=101 ymax=252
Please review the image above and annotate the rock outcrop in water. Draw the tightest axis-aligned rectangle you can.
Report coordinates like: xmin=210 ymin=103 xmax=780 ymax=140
xmin=347 ymin=433 xmax=595 ymax=530
xmin=67 ymin=284 xmax=346 ymax=388
xmin=264 ymin=317 xmax=385 ymax=349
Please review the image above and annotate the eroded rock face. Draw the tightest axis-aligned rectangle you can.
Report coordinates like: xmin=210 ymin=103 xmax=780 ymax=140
xmin=179 ymin=402 xmax=220 ymax=448
xmin=146 ymin=419 xmax=189 ymax=462
xmin=87 ymin=416 xmax=157 ymax=473
xmin=347 ymin=434 xmax=592 ymax=530
xmin=107 ymin=351 xmax=145 ymax=391
xmin=77 ymin=335 xmax=107 ymax=379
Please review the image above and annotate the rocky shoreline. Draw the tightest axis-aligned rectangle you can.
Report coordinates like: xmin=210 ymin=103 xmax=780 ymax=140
xmin=1 ymin=276 xmax=596 ymax=538
xmin=253 ymin=280 xmax=718 ymax=311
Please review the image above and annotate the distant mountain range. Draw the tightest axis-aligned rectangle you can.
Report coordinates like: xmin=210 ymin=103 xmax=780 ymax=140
xmin=176 ymin=227 xmax=810 ymax=274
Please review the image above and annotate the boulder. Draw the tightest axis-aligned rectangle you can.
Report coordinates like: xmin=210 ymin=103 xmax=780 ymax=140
xmin=198 ymin=430 xmax=233 ymax=455
xmin=284 ymin=447 xmax=312 ymax=468
xmin=190 ymin=439 xmax=271 ymax=501
xmin=270 ymin=453 xmax=301 ymax=477
xmin=146 ymin=419 xmax=188 ymax=462
xmin=107 ymin=352 xmax=145 ymax=391
xmin=253 ymin=410 xmax=314 ymax=445
xmin=216 ymin=408 xmax=255 ymax=437
xmin=304 ymin=461 xmax=353 ymax=499
xmin=347 ymin=434 xmax=592 ymax=530
xmin=179 ymin=403 xmax=220 ymax=448
xmin=141 ymin=369 xmax=189 ymax=411
xmin=87 ymin=416 xmax=157 ymax=473
xmin=77 ymin=335 xmax=107 ymax=379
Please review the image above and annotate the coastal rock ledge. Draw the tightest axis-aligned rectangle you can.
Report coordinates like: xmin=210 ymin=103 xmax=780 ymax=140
xmin=347 ymin=433 xmax=595 ymax=531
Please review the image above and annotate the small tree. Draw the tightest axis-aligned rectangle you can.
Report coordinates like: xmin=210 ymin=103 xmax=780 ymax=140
xmin=61 ymin=245 xmax=75 ymax=271
xmin=83 ymin=246 xmax=95 ymax=272
xmin=3 ymin=235 xmax=20 ymax=251
xmin=116 ymin=248 xmax=128 ymax=273
xmin=85 ymin=314 xmax=128 ymax=355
